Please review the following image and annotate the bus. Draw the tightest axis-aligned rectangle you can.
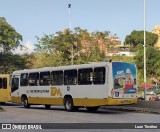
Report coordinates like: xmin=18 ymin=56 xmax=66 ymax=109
xmin=11 ymin=62 xmax=137 ymax=112
xmin=0 ymin=74 xmax=11 ymax=104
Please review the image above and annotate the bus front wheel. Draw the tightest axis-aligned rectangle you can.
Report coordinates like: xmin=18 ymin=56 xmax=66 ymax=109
xmin=22 ymin=97 xmax=30 ymax=108
xmin=64 ymin=97 xmax=74 ymax=112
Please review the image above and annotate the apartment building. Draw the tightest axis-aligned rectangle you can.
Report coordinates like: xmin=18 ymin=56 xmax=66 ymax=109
xmin=150 ymin=25 xmax=160 ymax=47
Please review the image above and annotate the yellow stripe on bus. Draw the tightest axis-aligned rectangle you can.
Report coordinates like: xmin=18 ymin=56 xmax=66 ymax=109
xmin=11 ymin=96 xmax=137 ymax=106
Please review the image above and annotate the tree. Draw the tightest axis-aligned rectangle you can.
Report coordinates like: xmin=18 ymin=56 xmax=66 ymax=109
xmin=124 ymin=30 xmax=158 ymax=49
xmin=0 ymin=17 xmax=24 ymax=73
xmin=0 ymin=17 xmax=22 ymax=53
xmin=0 ymin=53 xmax=30 ymax=73
xmin=35 ymin=28 xmax=81 ymax=66
xmin=35 ymin=27 xmax=111 ymax=67
xmin=134 ymin=45 xmax=160 ymax=83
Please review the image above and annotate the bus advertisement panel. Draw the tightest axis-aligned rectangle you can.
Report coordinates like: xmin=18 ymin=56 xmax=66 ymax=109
xmin=112 ymin=62 xmax=137 ymax=98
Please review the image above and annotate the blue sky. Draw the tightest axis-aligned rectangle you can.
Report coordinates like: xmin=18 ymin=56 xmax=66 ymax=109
xmin=0 ymin=0 xmax=160 ymax=48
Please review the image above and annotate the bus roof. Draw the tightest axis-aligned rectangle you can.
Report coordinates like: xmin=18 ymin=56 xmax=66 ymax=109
xmin=12 ymin=61 xmax=134 ymax=74
xmin=0 ymin=74 xmax=10 ymax=78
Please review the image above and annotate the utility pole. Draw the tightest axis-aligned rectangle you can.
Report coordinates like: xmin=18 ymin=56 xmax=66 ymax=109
xmin=68 ymin=1 xmax=73 ymax=65
xmin=68 ymin=3 xmax=72 ymax=30
xmin=143 ymin=0 xmax=146 ymax=100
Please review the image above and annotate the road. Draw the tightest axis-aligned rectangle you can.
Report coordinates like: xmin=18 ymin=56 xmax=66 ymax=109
xmin=0 ymin=103 xmax=160 ymax=132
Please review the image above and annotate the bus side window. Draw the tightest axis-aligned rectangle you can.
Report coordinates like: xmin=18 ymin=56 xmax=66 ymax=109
xmin=3 ymin=78 xmax=7 ymax=89
xmin=64 ymin=70 xmax=77 ymax=85
xmin=40 ymin=72 xmax=50 ymax=86
xmin=20 ymin=73 xmax=28 ymax=86
xmin=0 ymin=78 xmax=3 ymax=89
xmin=0 ymin=78 xmax=2 ymax=89
xmin=0 ymin=78 xmax=7 ymax=89
xmin=29 ymin=73 xmax=39 ymax=86
xmin=93 ymin=67 xmax=105 ymax=84
xmin=78 ymin=68 xmax=93 ymax=85
xmin=51 ymin=71 xmax=63 ymax=85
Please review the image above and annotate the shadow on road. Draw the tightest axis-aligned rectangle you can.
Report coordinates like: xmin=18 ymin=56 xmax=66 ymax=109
xmin=15 ymin=105 xmax=125 ymax=115
xmin=0 ymin=102 xmax=22 ymax=106
xmin=1 ymin=102 xmax=125 ymax=114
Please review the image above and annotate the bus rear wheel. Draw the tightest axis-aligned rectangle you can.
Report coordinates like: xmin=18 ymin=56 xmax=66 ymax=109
xmin=86 ymin=106 xmax=99 ymax=112
xmin=22 ymin=97 xmax=30 ymax=108
xmin=64 ymin=97 xmax=75 ymax=112
xmin=45 ymin=105 xmax=51 ymax=109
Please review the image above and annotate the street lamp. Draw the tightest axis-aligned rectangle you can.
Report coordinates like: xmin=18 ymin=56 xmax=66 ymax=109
xmin=68 ymin=1 xmax=74 ymax=65
xmin=143 ymin=0 xmax=146 ymax=100
xmin=68 ymin=3 xmax=72 ymax=30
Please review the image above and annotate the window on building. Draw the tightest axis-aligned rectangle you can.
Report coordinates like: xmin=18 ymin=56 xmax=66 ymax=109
xmin=29 ymin=73 xmax=39 ymax=86
xmin=93 ymin=67 xmax=105 ymax=84
xmin=78 ymin=68 xmax=93 ymax=85
xmin=51 ymin=71 xmax=63 ymax=85
xmin=64 ymin=70 xmax=77 ymax=85
xmin=20 ymin=73 xmax=28 ymax=86
xmin=40 ymin=72 xmax=50 ymax=86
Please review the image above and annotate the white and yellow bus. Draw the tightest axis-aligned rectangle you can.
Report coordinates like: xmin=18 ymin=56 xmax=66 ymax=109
xmin=0 ymin=74 xmax=11 ymax=104
xmin=11 ymin=62 xmax=137 ymax=112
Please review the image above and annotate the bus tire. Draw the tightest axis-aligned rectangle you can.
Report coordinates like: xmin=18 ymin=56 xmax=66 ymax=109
xmin=86 ymin=106 xmax=99 ymax=112
xmin=45 ymin=105 xmax=51 ymax=109
xmin=64 ymin=97 xmax=74 ymax=112
xmin=22 ymin=97 xmax=30 ymax=108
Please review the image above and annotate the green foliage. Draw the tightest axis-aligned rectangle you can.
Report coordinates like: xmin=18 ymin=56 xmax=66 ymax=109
xmin=35 ymin=27 xmax=108 ymax=66
xmin=0 ymin=17 xmax=22 ymax=52
xmin=0 ymin=53 xmax=30 ymax=73
xmin=0 ymin=17 xmax=28 ymax=74
xmin=134 ymin=45 xmax=160 ymax=84
xmin=124 ymin=30 xmax=158 ymax=48
xmin=35 ymin=29 xmax=81 ymax=65
xmin=124 ymin=30 xmax=159 ymax=84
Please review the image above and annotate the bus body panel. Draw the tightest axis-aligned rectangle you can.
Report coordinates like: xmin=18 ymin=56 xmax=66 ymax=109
xmin=11 ymin=62 xmax=137 ymax=107
xmin=0 ymin=74 xmax=11 ymax=103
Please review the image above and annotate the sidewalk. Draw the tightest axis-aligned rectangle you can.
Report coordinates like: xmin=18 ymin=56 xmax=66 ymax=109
xmin=102 ymin=105 xmax=160 ymax=114
xmin=102 ymin=100 xmax=160 ymax=114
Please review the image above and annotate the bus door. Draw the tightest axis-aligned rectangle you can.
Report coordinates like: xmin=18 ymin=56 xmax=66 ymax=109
xmin=11 ymin=75 xmax=20 ymax=95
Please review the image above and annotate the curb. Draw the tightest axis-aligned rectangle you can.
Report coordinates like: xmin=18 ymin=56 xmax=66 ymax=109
xmin=101 ymin=106 xmax=160 ymax=114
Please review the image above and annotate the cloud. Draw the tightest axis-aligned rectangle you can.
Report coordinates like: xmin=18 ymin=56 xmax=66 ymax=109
xmin=13 ymin=41 xmax=35 ymax=55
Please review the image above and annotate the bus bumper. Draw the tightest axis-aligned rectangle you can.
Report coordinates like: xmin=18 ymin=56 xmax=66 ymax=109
xmin=106 ymin=97 xmax=137 ymax=105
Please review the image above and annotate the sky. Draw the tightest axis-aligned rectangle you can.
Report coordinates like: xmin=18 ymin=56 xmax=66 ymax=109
xmin=0 ymin=0 xmax=160 ymax=53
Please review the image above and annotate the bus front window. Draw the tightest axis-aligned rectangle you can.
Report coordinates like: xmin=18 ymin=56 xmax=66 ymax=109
xmin=11 ymin=78 xmax=19 ymax=92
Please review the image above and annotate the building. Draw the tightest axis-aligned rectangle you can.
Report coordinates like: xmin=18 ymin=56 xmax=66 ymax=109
xmin=57 ymin=29 xmax=126 ymax=56
xmin=80 ymin=34 xmax=121 ymax=55
xmin=106 ymin=46 xmax=136 ymax=56
xmin=150 ymin=25 xmax=160 ymax=47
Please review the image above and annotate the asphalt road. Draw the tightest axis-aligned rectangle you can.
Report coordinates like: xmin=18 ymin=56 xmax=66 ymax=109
xmin=0 ymin=103 xmax=160 ymax=132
